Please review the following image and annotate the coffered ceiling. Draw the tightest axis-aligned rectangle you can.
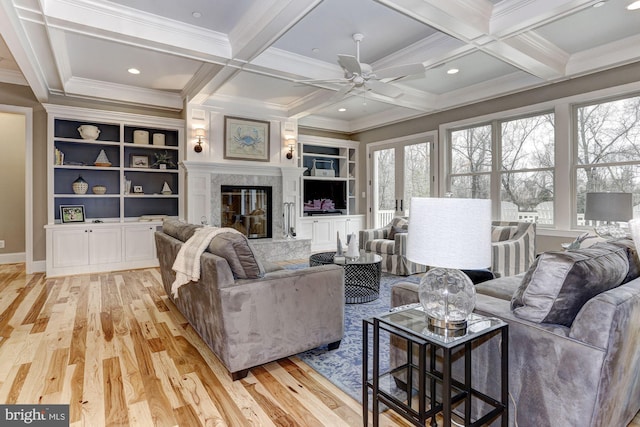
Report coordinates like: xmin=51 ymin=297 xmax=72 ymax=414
xmin=0 ymin=0 xmax=639 ymax=132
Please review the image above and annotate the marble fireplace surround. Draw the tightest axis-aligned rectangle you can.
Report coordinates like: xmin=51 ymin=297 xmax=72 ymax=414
xmin=182 ymin=161 xmax=309 ymax=262
xmin=212 ymin=171 xmax=283 ymax=238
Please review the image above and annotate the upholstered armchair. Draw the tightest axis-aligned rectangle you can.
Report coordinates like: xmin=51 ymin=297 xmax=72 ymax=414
xmin=491 ymin=220 xmax=536 ymax=277
xmin=359 ymin=217 xmax=428 ymax=276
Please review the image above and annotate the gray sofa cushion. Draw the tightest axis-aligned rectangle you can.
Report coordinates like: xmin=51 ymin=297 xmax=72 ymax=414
xmin=606 ymin=238 xmax=640 ymax=284
xmin=162 ymin=219 xmax=264 ymax=280
xmin=511 ymin=243 xmax=629 ymax=326
xmin=162 ymin=218 xmax=201 ymax=242
xmin=207 ymin=232 xmax=264 ymax=279
xmin=475 ymin=273 xmax=523 ymax=301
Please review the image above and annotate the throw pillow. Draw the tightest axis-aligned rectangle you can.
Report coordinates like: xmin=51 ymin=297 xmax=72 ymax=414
xmin=207 ymin=232 xmax=265 ymax=279
xmin=491 ymin=225 xmax=517 ymax=242
xmin=162 ymin=219 xmax=202 ymax=242
xmin=511 ymin=243 xmax=629 ymax=327
xmin=388 ymin=225 xmax=408 ymax=240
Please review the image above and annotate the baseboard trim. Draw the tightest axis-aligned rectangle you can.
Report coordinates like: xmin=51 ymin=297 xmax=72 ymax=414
xmin=0 ymin=252 xmax=26 ymax=264
xmin=30 ymin=260 xmax=46 ymax=273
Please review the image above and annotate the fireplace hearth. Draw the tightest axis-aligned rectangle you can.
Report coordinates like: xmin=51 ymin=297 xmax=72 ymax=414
xmin=221 ymin=185 xmax=272 ymax=239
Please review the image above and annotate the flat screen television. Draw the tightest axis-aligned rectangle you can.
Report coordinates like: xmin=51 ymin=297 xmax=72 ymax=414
xmin=303 ymin=180 xmax=347 ymax=214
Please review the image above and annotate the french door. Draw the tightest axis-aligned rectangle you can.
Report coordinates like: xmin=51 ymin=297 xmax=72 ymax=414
xmin=368 ymin=133 xmax=435 ymax=228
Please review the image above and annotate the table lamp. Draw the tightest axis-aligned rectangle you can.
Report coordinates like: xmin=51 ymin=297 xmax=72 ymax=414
xmin=407 ymin=197 xmax=492 ymax=336
xmin=584 ymin=192 xmax=632 ymax=238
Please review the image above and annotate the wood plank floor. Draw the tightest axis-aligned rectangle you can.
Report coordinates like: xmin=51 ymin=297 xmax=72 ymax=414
xmin=0 ymin=262 xmax=639 ymax=426
xmin=0 ymin=263 xmax=412 ymax=427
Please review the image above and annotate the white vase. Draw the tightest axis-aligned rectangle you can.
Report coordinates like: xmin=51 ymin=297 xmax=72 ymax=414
xmin=346 ymin=233 xmax=359 ymax=259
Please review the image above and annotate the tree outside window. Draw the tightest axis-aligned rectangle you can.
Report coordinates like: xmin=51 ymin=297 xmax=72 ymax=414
xmin=449 ymin=113 xmax=555 ymax=224
xmin=575 ymin=95 xmax=640 ymax=225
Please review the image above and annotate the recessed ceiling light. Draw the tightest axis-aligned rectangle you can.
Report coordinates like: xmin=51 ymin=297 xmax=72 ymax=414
xmin=447 ymin=68 xmax=459 ymax=75
xmin=128 ymin=68 xmax=140 ymax=75
xmin=192 ymin=11 xmax=202 ymax=18
xmin=628 ymin=1 xmax=640 ymax=10
xmin=312 ymin=48 xmax=320 ymax=54
xmin=338 ymin=108 xmax=347 ymax=112
xmin=593 ymin=1 xmax=606 ymax=7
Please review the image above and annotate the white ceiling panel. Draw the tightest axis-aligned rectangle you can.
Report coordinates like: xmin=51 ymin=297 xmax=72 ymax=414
xmin=535 ymin=0 xmax=640 ymax=54
xmin=273 ymin=0 xmax=438 ymax=64
xmin=0 ymin=0 xmax=639 ymax=129
xmin=106 ymin=0 xmax=254 ymax=33
xmin=401 ymin=50 xmax=522 ymax=95
xmin=65 ymin=33 xmax=202 ymax=90
xmin=215 ymin=72 xmax=318 ymax=105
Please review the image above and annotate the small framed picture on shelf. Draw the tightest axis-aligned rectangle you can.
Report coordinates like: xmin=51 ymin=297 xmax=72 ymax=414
xmin=133 ymin=185 xmax=144 ymax=194
xmin=130 ymin=154 xmax=149 ymax=168
xmin=60 ymin=205 xmax=85 ymax=223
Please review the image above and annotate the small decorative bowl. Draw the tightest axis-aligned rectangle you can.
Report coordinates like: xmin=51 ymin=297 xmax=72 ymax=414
xmin=92 ymin=185 xmax=107 ymax=195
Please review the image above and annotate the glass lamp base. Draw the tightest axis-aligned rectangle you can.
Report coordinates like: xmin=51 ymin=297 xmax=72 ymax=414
xmin=418 ymin=267 xmax=476 ymax=337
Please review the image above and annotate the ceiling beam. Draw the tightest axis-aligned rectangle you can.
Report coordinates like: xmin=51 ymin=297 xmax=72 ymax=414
xmin=228 ymin=0 xmax=322 ymax=62
xmin=378 ymin=0 xmax=572 ymax=80
xmin=0 ymin=1 xmax=49 ymax=101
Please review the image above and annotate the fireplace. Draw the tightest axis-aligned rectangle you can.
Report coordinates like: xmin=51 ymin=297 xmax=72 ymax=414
xmin=221 ymin=185 xmax=272 ymax=239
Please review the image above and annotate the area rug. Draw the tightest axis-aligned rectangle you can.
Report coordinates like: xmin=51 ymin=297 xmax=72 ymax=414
xmin=295 ymin=265 xmax=422 ymax=403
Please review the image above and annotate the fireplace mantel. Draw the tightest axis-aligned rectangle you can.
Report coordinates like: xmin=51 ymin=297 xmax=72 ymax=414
xmin=181 ymin=161 xmax=304 ymax=177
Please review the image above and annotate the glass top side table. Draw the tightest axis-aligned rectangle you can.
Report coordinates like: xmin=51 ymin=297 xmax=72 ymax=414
xmin=363 ymin=304 xmax=509 ymax=427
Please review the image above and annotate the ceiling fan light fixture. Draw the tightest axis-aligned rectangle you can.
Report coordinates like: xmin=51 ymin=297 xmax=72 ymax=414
xmin=627 ymin=1 xmax=640 ymax=10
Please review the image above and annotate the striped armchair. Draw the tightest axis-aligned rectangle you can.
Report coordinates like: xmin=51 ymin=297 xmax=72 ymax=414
xmin=491 ymin=221 xmax=536 ymax=278
xmin=359 ymin=217 xmax=428 ymax=276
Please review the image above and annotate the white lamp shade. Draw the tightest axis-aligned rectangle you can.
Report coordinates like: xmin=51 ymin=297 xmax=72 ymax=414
xmin=584 ymin=192 xmax=632 ymax=221
xmin=407 ymin=197 xmax=492 ymax=269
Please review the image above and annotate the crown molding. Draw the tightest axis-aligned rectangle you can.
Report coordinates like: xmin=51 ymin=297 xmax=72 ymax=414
xmin=64 ymin=77 xmax=183 ymax=110
xmin=0 ymin=68 xmax=28 ymax=86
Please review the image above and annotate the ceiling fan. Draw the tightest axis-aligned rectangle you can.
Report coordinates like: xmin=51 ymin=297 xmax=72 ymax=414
xmin=298 ymin=33 xmax=425 ymax=100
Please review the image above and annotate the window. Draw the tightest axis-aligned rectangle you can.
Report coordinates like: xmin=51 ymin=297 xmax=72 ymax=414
xmin=448 ymin=113 xmax=555 ymax=224
xmin=575 ymin=94 xmax=640 ymax=225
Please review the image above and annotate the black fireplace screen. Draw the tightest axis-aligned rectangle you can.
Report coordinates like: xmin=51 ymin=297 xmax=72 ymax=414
xmin=221 ymin=185 xmax=272 ymax=239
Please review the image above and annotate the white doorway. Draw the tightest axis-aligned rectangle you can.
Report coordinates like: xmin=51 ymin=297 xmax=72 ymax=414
xmin=0 ymin=105 xmax=33 ymax=272
xmin=367 ymin=131 xmax=437 ymax=228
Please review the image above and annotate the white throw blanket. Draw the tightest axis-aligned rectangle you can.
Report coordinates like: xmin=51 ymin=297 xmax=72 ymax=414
xmin=170 ymin=226 xmax=242 ymax=298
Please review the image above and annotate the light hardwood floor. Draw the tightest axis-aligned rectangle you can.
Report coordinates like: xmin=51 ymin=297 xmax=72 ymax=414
xmin=0 ymin=263 xmax=638 ymax=427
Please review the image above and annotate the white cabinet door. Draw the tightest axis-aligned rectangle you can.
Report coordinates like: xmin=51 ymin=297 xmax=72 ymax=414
xmin=88 ymin=226 xmax=122 ymax=264
xmin=124 ymin=225 xmax=157 ymax=261
xmin=51 ymin=227 xmax=89 ymax=268
xmin=311 ymin=218 xmax=334 ymax=251
xmin=334 ymin=216 xmax=364 ymax=239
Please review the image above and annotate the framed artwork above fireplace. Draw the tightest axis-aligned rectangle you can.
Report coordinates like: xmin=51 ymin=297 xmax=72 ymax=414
xmin=224 ymin=116 xmax=270 ymax=162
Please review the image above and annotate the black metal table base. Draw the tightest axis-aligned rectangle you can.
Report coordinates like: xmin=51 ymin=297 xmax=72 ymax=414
xmin=363 ymin=314 xmax=509 ymax=427
xmin=309 ymin=251 xmax=381 ymax=304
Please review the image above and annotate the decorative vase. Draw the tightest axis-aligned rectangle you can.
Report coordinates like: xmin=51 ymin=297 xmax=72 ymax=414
xmin=346 ymin=232 xmax=359 ymax=259
xmin=72 ymin=175 xmax=88 ymax=194
xmin=92 ymin=185 xmax=107 ymax=194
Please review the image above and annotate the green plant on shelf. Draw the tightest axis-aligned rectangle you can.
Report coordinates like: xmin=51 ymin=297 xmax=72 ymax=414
xmin=151 ymin=151 xmax=176 ymax=169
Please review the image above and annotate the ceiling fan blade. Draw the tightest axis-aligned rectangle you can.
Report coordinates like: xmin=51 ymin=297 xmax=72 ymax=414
xmin=329 ymin=84 xmax=355 ymax=103
xmin=337 ymin=54 xmax=361 ymax=75
xmin=294 ymin=78 xmax=349 ymax=84
xmin=367 ymin=80 xmax=403 ymax=98
xmin=374 ymin=63 xmax=424 ymax=79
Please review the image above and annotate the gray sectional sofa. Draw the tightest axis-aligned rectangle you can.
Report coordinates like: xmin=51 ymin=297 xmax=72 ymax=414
xmin=390 ymin=238 xmax=640 ymax=427
xmin=155 ymin=219 xmax=345 ymax=380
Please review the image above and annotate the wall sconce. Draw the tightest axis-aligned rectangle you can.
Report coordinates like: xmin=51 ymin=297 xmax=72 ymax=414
xmin=194 ymin=128 xmax=205 ymax=153
xmin=285 ymin=137 xmax=296 ymax=159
